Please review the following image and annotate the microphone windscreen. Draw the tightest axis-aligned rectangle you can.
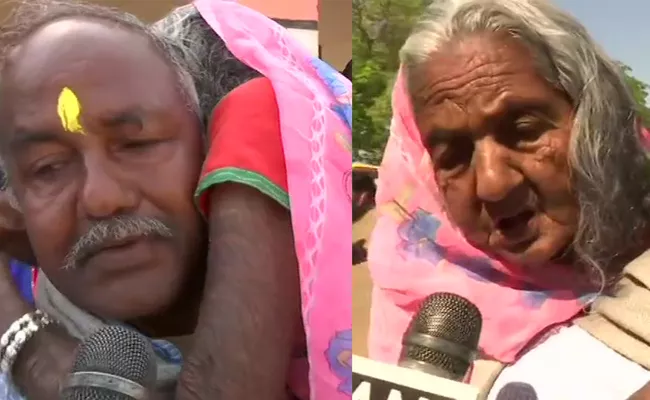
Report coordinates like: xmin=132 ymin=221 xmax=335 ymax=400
xmin=495 ymin=382 xmax=539 ymax=400
xmin=400 ymin=292 xmax=482 ymax=380
xmin=62 ymin=325 xmax=157 ymax=400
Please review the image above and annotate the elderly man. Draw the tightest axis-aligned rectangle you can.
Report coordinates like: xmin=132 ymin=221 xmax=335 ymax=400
xmin=0 ymin=3 xmax=296 ymax=399
xmin=368 ymin=0 xmax=650 ymax=398
xmin=0 ymin=1 xmax=351 ymax=399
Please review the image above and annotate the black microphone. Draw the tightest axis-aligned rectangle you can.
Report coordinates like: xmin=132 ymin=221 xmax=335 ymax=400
xmin=399 ymin=292 xmax=482 ymax=382
xmin=495 ymin=382 xmax=539 ymax=400
xmin=60 ymin=325 xmax=157 ymax=400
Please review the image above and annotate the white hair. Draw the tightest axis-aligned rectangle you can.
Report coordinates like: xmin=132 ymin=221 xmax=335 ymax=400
xmin=400 ymin=0 xmax=650 ymax=282
xmin=151 ymin=4 xmax=260 ymax=124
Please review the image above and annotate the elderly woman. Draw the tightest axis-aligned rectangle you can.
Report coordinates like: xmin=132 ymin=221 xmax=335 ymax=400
xmin=368 ymin=0 xmax=650 ymax=398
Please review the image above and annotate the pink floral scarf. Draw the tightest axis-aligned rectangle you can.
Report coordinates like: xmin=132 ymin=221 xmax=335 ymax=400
xmin=195 ymin=1 xmax=352 ymax=398
xmin=368 ymin=69 xmax=595 ymax=365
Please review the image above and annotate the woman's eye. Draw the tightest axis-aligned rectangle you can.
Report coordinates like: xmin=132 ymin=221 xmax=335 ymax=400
xmin=434 ymin=139 xmax=474 ymax=172
xmin=514 ymin=118 xmax=551 ymax=141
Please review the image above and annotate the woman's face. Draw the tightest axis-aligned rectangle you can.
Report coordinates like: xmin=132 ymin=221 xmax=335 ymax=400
xmin=411 ymin=34 xmax=578 ymax=266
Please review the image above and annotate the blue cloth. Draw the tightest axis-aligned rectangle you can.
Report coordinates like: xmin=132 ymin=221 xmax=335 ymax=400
xmin=9 ymin=261 xmax=33 ymax=305
xmin=0 ymin=375 xmax=22 ymax=400
xmin=0 ymin=261 xmax=35 ymax=398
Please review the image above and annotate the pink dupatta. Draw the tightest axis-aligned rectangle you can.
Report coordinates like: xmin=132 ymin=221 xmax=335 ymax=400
xmin=194 ymin=1 xmax=352 ymax=398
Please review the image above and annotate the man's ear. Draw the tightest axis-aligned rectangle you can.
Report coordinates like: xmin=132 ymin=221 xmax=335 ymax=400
xmin=0 ymin=188 xmax=23 ymax=230
xmin=0 ymin=187 xmax=34 ymax=264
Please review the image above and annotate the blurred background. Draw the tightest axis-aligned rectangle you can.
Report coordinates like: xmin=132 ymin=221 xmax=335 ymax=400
xmin=352 ymin=0 xmax=650 ymax=165
xmin=0 ymin=0 xmax=351 ymax=71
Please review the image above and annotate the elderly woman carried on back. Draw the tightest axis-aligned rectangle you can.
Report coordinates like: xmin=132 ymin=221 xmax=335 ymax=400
xmin=0 ymin=1 xmax=351 ymax=399
xmin=368 ymin=0 xmax=650 ymax=398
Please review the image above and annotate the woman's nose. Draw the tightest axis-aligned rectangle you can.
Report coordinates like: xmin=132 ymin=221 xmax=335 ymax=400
xmin=474 ymin=138 xmax=523 ymax=203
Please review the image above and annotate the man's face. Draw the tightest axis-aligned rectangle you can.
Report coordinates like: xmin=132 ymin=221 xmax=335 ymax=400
xmin=411 ymin=34 xmax=578 ymax=266
xmin=0 ymin=19 xmax=205 ymax=321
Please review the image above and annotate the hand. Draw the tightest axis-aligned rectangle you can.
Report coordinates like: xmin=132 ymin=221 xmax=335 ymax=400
xmin=0 ymin=190 xmax=34 ymax=264
xmin=353 ymin=239 xmax=368 ymax=264
xmin=629 ymin=381 xmax=650 ymax=399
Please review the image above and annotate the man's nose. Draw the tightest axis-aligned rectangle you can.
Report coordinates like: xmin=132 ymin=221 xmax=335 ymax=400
xmin=80 ymin=157 xmax=139 ymax=219
xmin=474 ymin=138 xmax=523 ymax=203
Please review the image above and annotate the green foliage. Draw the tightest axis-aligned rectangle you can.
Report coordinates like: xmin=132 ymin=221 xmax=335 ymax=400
xmin=352 ymin=0 xmax=426 ymax=163
xmin=620 ymin=63 xmax=650 ymax=126
xmin=353 ymin=0 xmax=650 ymax=163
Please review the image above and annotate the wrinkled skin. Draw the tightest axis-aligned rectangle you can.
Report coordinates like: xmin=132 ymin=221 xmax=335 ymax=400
xmin=0 ymin=19 xmax=206 ymax=335
xmin=410 ymin=33 xmax=579 ymax=267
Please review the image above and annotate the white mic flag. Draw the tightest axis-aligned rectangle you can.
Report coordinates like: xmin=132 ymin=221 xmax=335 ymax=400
xmin=352 ymin=355 xmax=479 ymax=400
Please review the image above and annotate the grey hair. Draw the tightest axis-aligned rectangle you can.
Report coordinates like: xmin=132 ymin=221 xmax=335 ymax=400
xmin=151 ymin=4 xmax=260 ymax=124
xmin=0 ymin=0 xmax=201 ymax=119
xmin=62 ymin=215 xmax=173 ymax=270
xmin=400 ymin=0 xmax=650 ymax=280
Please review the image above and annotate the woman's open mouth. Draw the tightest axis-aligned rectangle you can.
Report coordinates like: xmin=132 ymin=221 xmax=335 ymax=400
xmin=497 ymin=209 xmax=535 ymax=233
xmin=493 ymin=209 xmax=537 ymax=250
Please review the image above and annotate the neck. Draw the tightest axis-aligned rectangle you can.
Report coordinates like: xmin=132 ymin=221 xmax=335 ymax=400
xmin=131 ymin=291 xmax=202 ymax=338
xmin=128 ymin=263 xmax=206 ymax=338
xmin=562 ymin=239 xmax=650 ymax=293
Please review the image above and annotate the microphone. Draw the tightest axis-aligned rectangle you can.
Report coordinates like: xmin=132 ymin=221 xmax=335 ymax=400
xmin=495 ymin=382 xmax=538 ymax=400
xmin=60 ymin=325 xmax=157 ymax=400
xmin=353 ymin=292 xmax=482 ymax=399
xmin=399 ymin=292 xmax=482 ymax=381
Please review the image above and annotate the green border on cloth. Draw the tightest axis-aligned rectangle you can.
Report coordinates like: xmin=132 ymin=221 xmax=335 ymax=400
xmin=195 ymin=167 xmax=291 ymax=210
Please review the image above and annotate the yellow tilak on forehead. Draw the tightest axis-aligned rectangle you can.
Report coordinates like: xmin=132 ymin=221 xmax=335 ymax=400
xmin=57 ymin=87 xmax=84 ymax=134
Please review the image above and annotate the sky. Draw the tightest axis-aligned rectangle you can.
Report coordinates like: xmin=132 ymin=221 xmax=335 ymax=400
xmin=555 ymin=0 xmax=650 ymax=100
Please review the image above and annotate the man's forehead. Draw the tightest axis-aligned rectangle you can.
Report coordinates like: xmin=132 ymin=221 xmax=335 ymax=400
xmin=1 ymin=18 xmax=184 ymax=136
xmin=5 ymin=18 xmax=167 ymax=93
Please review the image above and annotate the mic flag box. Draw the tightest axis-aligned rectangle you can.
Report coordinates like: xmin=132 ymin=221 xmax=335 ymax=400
xmin=352 ymin=355 xmax=479 ymax=400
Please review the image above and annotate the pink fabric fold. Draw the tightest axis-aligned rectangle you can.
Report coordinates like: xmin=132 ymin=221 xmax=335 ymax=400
xmin=194 ymin=1 xmax=352 ymax=398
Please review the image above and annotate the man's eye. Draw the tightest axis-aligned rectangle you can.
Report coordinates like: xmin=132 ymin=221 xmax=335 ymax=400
xmin=31 ymin=161 xmax=66 ymax=181
xmin=122 ymin=140 xmax=160 ymax=151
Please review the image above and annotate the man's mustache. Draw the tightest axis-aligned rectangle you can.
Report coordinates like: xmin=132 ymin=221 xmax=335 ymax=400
xmin=62 ymin=216 xmax=174 ymax=270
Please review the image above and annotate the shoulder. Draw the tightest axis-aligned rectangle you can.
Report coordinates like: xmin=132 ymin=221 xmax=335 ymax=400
xmin=209 ymin=77 xmax=278 ymax=129
xmin=488 ymin=325 xmax=650 ymax=400
xmin=196 ymin=77 xmax=288 ymax=213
